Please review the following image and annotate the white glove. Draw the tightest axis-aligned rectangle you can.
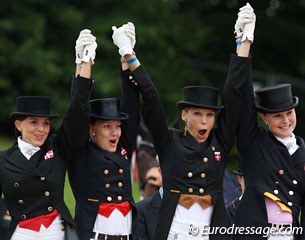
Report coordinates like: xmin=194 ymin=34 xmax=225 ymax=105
xmin=234 ymin=11 xmax=255 ymax=38
xmin=235 ymin=3 xmax=256 ymax=42
xmin=75 ymin=29 xmax=96 ymax=64
xmin=112 ymin=25 xmax=134 ymax=57
xmin=123 ymin=22 xmax=136 ymax=49
xmin=242 ymin=4 xmax=256 ymax=42
xmin=82 ymin=41 xmax=97 ymax=64
xmin=234 ymin=15 xmax=245 ymax=39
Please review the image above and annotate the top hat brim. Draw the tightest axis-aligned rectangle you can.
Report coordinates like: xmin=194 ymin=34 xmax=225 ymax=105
xmin=9 ymin=112 xmax=59 ymax=121
xmin=232 ymin=170 xmax=243 ymax=176
xmin=176 ymin=101 xmax=224 ymax=111
xmin=256 ymin=96 xmax=299 ymax=113
xmin=90 ymin=112 xmax=129 ymax=121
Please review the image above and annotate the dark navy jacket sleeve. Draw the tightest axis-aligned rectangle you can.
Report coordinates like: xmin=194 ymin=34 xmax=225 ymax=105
xmin=218 ymin=54 xmax=253 ymax=152
xmin=120 ymin=69 xmax=140 ymax=156
xmin=226 ymin=197 xmax=241 ymax=226
xmin=130 ymin=65 xmax=169 ymax=155
xmin=228 ymin=55 xmax=258 ymax=152
xmin=56 ymin=76 xmax=93 ymax=161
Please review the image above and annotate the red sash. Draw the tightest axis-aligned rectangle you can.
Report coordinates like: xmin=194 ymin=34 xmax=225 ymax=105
xmin=98 ymin=201 xmax=131 ymax=218
xmin=18 ymin=209 xmax=59 ymax=231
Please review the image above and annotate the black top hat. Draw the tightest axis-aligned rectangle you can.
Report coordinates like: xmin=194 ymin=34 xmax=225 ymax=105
xmin=255 ymin=84 xmax=298 ymax=113
xmin=90 ymin=98 xmax=129 ymax=121
xmin=176 ymin=86 xmax=224 ymax=111
xmin=9 ymin=96 xmax=58 ymax=121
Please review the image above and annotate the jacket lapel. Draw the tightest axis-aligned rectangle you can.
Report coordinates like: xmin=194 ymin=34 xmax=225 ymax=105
xmin=292 ymin=137 xmax=305 ymax=166
xmin=4 ymin=144 xmax=41 ymax=176
xmin=151 ymin=192 xmax=161 ymax=216
xmin=148 ymin=192 xmax=161 ymax=239
xmin=183 ymin=131 xmax=209 ymax=154
xmin=183 ymin=131 xmax=200 ymax=151
xmin=103 ymin=150 xmax=126 ymax=168
xmin=91 ymin=142 xmax=126 ymax=168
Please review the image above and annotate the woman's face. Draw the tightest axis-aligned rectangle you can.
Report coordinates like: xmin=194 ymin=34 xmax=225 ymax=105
xmin=15 ymin=116 xmax=51 ymax=147
xmin=181 ymin=107 xmax=216 ymax=143
xmin=89 ymin=119 xmax=122 ymax=153
xmin=260 ymin=109 xmax=296 ymax=138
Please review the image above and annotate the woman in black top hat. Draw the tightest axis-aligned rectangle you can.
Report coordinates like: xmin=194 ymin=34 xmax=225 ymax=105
xmin=231 ymin=4 xmax=305 ymax=240
xmin=233 ymin=68 xmax=305 ymax=237
xmin=119 ymin=12 xmax=254 ymax=240
xmin=67 ymin=22 xmax=140 ymax=240
xmin=0 ymin=29 xmax=97 ymax=240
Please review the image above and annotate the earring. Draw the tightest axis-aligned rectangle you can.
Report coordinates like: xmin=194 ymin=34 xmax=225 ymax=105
xmin=92 ymin=133 xmax=96 ymax=137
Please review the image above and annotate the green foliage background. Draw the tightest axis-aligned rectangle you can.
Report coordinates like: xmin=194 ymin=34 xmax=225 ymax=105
xmin=1 ymin=0 xmax=305 ymax=138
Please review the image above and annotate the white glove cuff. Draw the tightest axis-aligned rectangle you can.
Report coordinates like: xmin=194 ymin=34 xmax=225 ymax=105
xmin=82 ymin=54 xmax=95 ymax=64
xmin=82 ymin=45 xmax=96 ymax=64
xmin=75 ymin=58 xmax=82 ymax=65
xmin=82 ymin=56 xmax=94 ymax=64
xmin=241 ymin=33 xmax=253 ymax=42
xmin=119 ymin=47 xmax=134 ymax=57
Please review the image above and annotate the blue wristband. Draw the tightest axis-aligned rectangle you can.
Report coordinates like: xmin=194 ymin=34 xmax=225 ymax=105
xmin=236 ymin=40 xmax=242 ymax=46
xmin=127 ymin=56 xmax=138 ymax=64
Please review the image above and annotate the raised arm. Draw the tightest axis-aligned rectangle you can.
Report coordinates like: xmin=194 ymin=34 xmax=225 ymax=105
xmin=234 ymin=3 xmax=259 ymax=151
xmin=57 ymin=29 xmax=97 ymax=161
xmin=112 ymin=22 xmax=169 ymax=153
xmin=234 ymin=3 xmax=254 ymax=57
xmin=217 ymin=3 xmax=256 ymax=152
xmin=112 ymin=22 xmax=140 ymax=154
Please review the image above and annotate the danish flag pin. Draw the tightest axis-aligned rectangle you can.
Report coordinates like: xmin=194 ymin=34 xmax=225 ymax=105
xmin=44 ymin=150 xmax=54 ymax=160
xmin=121 ymin=148 xmax=127 ymax=155
xmin=214 ymin=151 xmax=221 ymax=161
